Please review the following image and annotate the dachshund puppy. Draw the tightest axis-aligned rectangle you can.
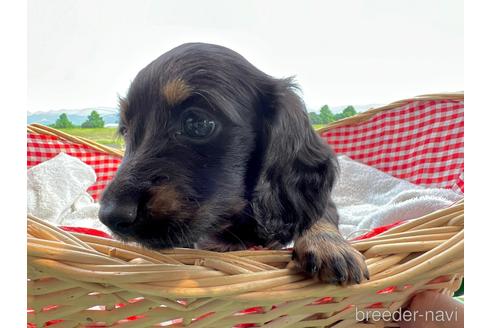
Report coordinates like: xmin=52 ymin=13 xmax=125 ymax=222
xmin=99 ymin=43 xmax=369 ymax=284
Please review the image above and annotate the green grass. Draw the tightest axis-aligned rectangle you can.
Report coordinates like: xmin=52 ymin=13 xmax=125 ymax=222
xmin=312 ymin=124 xmax=328 ymax=130
xmin=59 ymin=127 xmax=124 ymax=149
xmin=59 ymin=124 xmax=327 ymax=150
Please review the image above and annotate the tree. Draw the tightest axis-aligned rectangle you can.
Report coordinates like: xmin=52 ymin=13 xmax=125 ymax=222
xmin=81 ymin=110 xmax=105 ymax=128
xmin=52 ymin=113 xmax=74 ymax=129
xmin=319 ymin=105 xmax=335 ymax=124
xmin=308 ymin=112 xmax=322 ymax=124
xmin=334 ymin=112 xmax=346 ymax=121
xmin=342 ymin=105 xmax=357 ymax=118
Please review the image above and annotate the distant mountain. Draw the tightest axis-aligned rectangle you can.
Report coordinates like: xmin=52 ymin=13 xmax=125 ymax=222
xmin=27 ymin=103 xmax=381 ymax=126
xmin=27 ymin=107 xmax=119 ymax=126
xmin=307 ymin=104 xmax=382 ymax=114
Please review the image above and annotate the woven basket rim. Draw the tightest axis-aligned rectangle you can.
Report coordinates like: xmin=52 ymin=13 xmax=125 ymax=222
xmin=28 ymin=199 xmax=463 ymax=302
xmin=28 ymin=123 xmax=124 ymax=157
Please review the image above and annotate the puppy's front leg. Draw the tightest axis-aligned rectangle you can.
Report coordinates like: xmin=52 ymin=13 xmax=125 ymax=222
xmin=293 ymin=219 xmax=369 ymax=284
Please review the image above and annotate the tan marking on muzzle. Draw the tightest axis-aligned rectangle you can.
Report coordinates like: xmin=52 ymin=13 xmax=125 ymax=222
xmin=147 ymin=185 xmax=184 ymax=216
xmin=161 ymin=79 xmax=191 ymax=106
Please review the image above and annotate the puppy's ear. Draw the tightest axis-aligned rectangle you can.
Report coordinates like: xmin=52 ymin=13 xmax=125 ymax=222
xmin=252 ymin=78 xmax=339 ymax=244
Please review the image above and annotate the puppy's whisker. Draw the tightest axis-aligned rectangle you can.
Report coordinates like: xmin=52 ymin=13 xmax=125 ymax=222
xmin=185 ymin=197 xmax=201 ymax=209
xmin=184 ymin=223 xmax=195 ymax=248
xmin=221 ymin=228 xmax=247 ymax=250
xmin=242 ymin=202 xmax=271 ymax=233
xmin=190 ymin=90 xmax=216 ymax=112
xmin=178 ymin=223 xmax=192 ymax=248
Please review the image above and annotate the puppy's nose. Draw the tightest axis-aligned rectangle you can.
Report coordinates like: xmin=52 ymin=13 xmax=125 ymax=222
xmin=99 ymin=200 xmax=138 ymax=231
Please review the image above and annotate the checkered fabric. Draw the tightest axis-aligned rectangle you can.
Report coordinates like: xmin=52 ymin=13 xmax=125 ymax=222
xmin=320 ymin=99 xmax=464 ymax=193
xmin=27 ymin=98 xmax=464 ymax=202
xmin=27 ymin=133 xmax=122 ymax=200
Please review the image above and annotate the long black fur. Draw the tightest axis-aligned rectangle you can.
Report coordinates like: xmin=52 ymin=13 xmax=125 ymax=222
xmin=99 ymin=43 xmax=367 ymax=283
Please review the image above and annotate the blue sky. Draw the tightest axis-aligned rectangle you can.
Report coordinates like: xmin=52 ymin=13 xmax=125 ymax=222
xmin=28 ymin=0 xmax=463 ymax=112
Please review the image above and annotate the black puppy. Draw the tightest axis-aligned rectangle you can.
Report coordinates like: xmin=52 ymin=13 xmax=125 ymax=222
xmin=99 ymin=43 xmax=369 ymax=284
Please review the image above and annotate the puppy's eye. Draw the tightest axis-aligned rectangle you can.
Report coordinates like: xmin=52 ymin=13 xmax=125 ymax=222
xmin=182 ymin=111 xmax=216 ymax=139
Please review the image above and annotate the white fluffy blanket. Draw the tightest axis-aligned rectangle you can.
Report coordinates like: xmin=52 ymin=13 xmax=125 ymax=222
xmin=27 ymin=152 xmax=109 ymax=233
xmin=27 ymin=153 xmax=463 ymax=240
xmin=333 ymin=155 xmax=463 ymax=238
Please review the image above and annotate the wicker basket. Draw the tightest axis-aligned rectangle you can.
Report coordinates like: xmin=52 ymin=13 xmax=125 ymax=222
xmin=27 ymin=93 xmax=464 ymax=328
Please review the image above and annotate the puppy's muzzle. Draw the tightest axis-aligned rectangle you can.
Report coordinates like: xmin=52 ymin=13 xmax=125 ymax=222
xmin=98 ymin=156 xmax=155 ymax=233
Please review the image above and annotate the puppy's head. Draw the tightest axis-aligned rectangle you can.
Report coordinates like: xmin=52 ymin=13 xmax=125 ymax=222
xmin=99 ymin=43 xmax=337 ymax=249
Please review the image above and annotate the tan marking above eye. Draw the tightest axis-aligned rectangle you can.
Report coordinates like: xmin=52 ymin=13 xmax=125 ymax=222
xmin=161 ymin=78 xmax=191 ymax=106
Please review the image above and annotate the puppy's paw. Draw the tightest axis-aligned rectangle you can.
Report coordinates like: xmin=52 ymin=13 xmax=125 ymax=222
xmin=292 ymin=229 xmax=369 ymax=285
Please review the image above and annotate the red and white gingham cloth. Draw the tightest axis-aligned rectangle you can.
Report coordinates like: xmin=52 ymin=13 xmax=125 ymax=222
xmin=27 ymin=133 xmax=122 ymax=200
xmin=27 ymin=98 xmax=464 ymax=201
xmin=320 ymin=99 xmax=464 ymax=193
